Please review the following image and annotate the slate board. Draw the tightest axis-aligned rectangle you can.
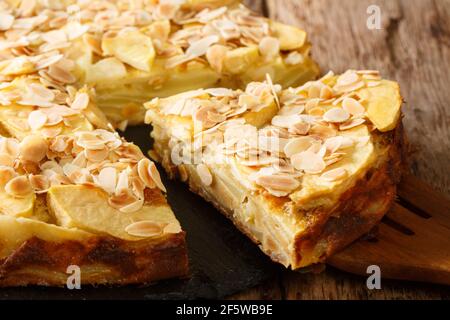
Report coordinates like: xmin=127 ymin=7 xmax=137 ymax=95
xmin=0 ymin=126 xmax=275 ymax=300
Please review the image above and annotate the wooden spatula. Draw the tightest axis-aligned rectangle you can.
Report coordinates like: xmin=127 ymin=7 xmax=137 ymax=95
xmin=329 ymin=173 xmax=450 ymax=285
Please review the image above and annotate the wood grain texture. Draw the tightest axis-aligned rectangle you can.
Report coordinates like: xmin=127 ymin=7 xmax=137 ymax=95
xmin=267 ymin=0 xmax=450 ymax=196
xmin=231 ymin=0 xmax=450 ymax=300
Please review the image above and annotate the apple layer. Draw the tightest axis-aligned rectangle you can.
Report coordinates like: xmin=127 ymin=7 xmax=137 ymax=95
xmin=145 ymin=70 xmax=405 ymax=268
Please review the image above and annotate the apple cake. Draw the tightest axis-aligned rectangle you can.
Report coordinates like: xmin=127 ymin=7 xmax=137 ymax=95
xmin=0 ymin=0 xmax=319 ymax=127
xmin=0 ymin=74 xmax=188 ymax=285
xmin=145 ymin=70 xmax=405 ymax=268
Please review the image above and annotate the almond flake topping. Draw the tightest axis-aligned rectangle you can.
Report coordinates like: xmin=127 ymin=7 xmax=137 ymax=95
xmin=19 ymin=135 xmax=48 ymax=163
xmin=5 ymin=175 xmax=32 ymax=198
xmin=342 ymin=97 xmax=365 ymax=116
xmin=125 ymin=221 xmax=168 ymax=238
xmin=291 ymin=150 xmax=326 ymax=174
xmin=323 ymin=108 xmax=350 ymax=123
xmin=259 ymin=37 xmax=280 ymax=57
xmin=0 ymin=13 xmax=14 ymax=31
xmin=71 ymin=92 xmax=89 ymax=110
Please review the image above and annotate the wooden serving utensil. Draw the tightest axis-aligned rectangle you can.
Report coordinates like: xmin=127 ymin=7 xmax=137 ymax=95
xmin=329 ymin=173 xmax=450 ymax=285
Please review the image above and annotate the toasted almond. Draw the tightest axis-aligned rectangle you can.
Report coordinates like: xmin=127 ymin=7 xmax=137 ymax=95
xmin=0 ymin=153 xmax=15 ymax=167
xmin=342 ymin=97 xmax=365 ymax=116
xmin=71 ymin=92 xmax=89 ymax=110
xmin=186 ymin=35 xmax=219 ymax=58
xmin=49 ymin=135 xmax=69 ymax=153
xmin=337 ymin=71 xmax=359 ymax=86
xmin=137 ymin=158 xmax=156 ymax=189
xmin=138 ymin=158 xmax=166 ymax=192
xmin=47 ymin=64 xmax=76 ymax=84
xmin=119 ymin=198 xmax=144 ymax=213
xmin=309 ymin=124 xmax=337 ymax=139
xmin=308 ymin=107 xmax=325 ymax=117
xmin=19 ymin=135 xmax=48 ymax=163
xmin=323 ymin=108 xmax=350 ymax=123
xmin=0 ymin=166 xmax=17 ymax=186
xmin=197 ymin=163 xmax=213 ymax=186
xmin=320 ymin=86 xmax=334 ymax=99
xmin=284 ymin=51 xmax=303 ymax=65
xmin=339 ymin=118 xmax=366 ymax=130
xmin=308 ymin=83 xmax=322 ymax=99
xmin=0 ymin=13 xmax=14 ymax=31
xmin=324 ymin=136 xmax=343 ymax=153
xmin=206 ymin=44 xmax=228 ymax=73
xmin=0 ymin=138 xmax=20 ymax=158
xmin=29 ymin=174 xmax=50 ymax=193
xmin=259 ymin=37 xmax=280 ymax=57
xmin=321 ymin=168 xmax=348 ymax=181
xmin=284 ymin=136 xmax=315 ymax=157
xmin=291 ymin=150 xmax=326 ymax=174
xmin=28 ymin=83 xmax=55 ymax=102
xmin=255 ymin=174 xmax=299 ymax=192
xmin=125 ymin=221 xmax=166 ymax=238
xmin=5 ymin=175 xmax=32 ymax=198
xmin=95 ymin=167 xmax=117 ymax=194
xmin=85 ymin=147 xmax=109 ymax=162
xmin=28 ymin=110 xmax=48 ymax=130
xmin=40 ymin=126 xmax=62 ymax=138
xmin=108 ymin=189 xmax=136 ymax=209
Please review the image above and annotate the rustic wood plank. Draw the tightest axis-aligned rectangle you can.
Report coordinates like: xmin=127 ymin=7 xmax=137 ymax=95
xmin=267 ymin=0 xmax=450 ymax=196
xmin=257 ymin=0 xmax=450 ymax=300
xmin=243 ymin=0 xmax=267 ymax=15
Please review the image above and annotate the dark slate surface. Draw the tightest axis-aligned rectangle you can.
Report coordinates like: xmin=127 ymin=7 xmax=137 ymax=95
xmin=0 ymin=125 xmax=275 ymax=300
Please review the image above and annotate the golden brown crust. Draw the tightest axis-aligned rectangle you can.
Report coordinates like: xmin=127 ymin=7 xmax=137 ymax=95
xmin=0 ymin=232 xmax=188 ymax=287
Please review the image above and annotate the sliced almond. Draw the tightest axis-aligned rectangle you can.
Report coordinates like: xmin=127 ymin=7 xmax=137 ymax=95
xmin=291 ymin=150 xmax=326 ymax=174
xmin=309 ymin=124 xmax=337 ymax=139
xmin=323 ymin=108 xmax=350 ymax=123
xmin=47 ymin=64 xmax=76 ymax=84
xmin=85 ymin=147 xmax=109 ymax=162
xmin=96 ymin=167 xmax=117 ymax=194
xmin=19 ymin=135 xmax=48 ymax=163
xmin=197 ymin=163 xmax=213 ymax=186
xmin=284 ymin=136 xmax=315 ymax=157
xmin=125 ymin=221 xmax=167 ymax=238
xmin=336 ymin=71 xmax=359 ymax=87
xmin=5 ymin=175 xmax=32 ymax=198
xmin=119 ymin=198 xmax=144 ymax=213
xmin=0 ymin=13 xmax=14 ymax=31
xmin=342 ymin=97 xmax=365 ymax=116
xmin=255 ymin=174 xmax=299 ymax=192
xmin=185 ymin=35 xmax=219 ymax=59
xmin=0 ymin=166 xmax=17 ymax=186
xmin=71 ymin=92 xmax=89 ymax=110
xmin=29 ymin=174 xmax=50 ymax=193
xmin=339 ymin=118 xmax=366 ymax=130
xmin=259 ymin=37 xmax=280 ymax=57
xmin=28 ymin=110 xmax=48 ymax=130
xmin=137 ymin=158 xmax=166 ymax=192
xmin=206 ymin=44 xmax=228 ymax=73
xmin=0 ymin=153 xmax=15 ymax=167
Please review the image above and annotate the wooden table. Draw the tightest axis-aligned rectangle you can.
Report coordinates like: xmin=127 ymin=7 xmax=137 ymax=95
xmin=230 ymin=0 xmax=450 ymax=300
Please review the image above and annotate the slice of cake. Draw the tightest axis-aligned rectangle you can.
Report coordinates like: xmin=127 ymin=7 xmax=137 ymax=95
xmin=0 ymin=73 xmax=188 ymax=286
xmin=145 ymin=70 xmax=405 ymax=268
